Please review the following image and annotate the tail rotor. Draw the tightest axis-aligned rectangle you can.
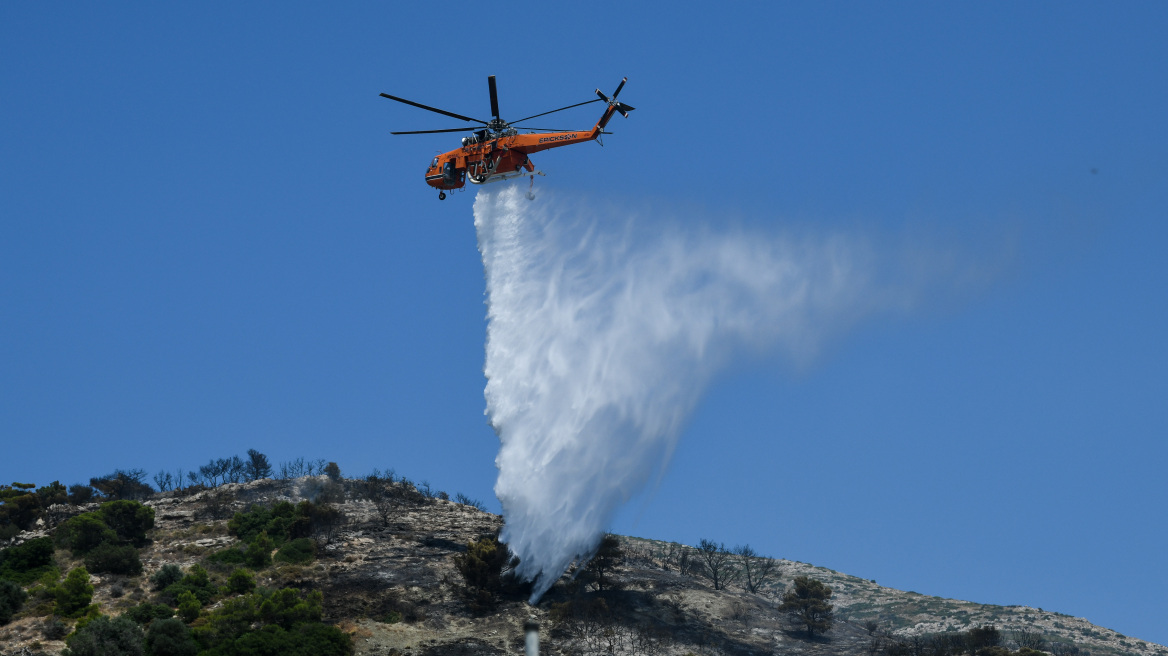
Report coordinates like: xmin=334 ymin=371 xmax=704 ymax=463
xmin=596 ymin=77 xmax=635 ymax=118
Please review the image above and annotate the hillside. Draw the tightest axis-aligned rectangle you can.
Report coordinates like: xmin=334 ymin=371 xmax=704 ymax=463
xmin=1 ymin=476 xmax=1164 ymax=656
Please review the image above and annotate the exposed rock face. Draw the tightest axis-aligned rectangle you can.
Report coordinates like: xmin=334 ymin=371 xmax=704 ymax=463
xmin=1 ymin=478 xmax=1164 ymax=656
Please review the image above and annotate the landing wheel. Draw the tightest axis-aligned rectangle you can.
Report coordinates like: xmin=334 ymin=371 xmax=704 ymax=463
xmin=438 ymin=192 xmax=446 ymax=200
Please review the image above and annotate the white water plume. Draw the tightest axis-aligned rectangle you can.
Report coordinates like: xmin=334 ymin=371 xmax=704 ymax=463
xmin=475 ymin=186 xmax=964 ymax=601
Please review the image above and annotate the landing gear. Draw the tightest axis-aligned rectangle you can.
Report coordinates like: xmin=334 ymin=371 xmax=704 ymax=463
xmin=438 ymin=192 xmax=446 ymax=200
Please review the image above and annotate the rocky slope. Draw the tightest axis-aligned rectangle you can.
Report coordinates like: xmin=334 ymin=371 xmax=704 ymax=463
xmin=1 ymin=478 xmax=1163 ymax=656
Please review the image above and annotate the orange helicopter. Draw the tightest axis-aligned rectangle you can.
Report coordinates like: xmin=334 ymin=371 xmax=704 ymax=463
xmin=380 ymin=76 xmax=634 ymax=200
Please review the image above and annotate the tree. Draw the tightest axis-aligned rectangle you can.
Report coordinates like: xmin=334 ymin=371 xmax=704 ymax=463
xmin=778 ymin=576 xmax=834 ymax=638
xmin=733 ymin=544 xmax=777 ymax=593
xmin=177 ymin=590 xmax=201 ymax=623
xmin=54 ymin=566 xmax=95 ymax=617
xmin=145 ymin=617 xmax=198 ymax=656
xmin=89 ymin=469 xmax=153 ymax=501
xmin=245 ymin=531 xmax=274 ymax=569
xmin=356 ymin=472 xmax=400 ymax=527
xmin=967 ymin=625 xmax=1002 ymax=653
xmin=583 ymin=534 xmax=624 ymax=592
xmin=56 ymin=513 xmax=118 ymax=555
xmin=696 ymin=539 xmax=739 ymax=590
xmin=63 ymin=615 xmax=144 ymax=656
xmin=68 ymin=484 xmax=95 ymax=505
xmin=323 ymin=462 xmax=342 ymax=481
xmin=1013 ymin=630 xmax=1048 ymax=652
xmin=225 ymin=569 xmax=257 ymax=595
xmin=245 ymin=449 xmax=273 ymax=481
xmin=100 ymin=500 xmax=155 ymax=546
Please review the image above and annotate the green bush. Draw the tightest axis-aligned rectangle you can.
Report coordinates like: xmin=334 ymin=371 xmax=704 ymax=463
xmin=274 ymin=538 xmax=316 ymax=564
xmin=100 ymin=500 xmax=155 ymax=546
xmin=0 ymin=536 xmax=56 ymax=584
xmin=145 ymin=617 xmax=198 ymax=656
xmin=150 ymin=564 xmax=183 ymax=591
xmin=57 ymin=513 xmax=118 ymax=555
xmin=228 ymin=502 xmax=297 ymax=546
xmin=62 ymin=614 xmax=144 ymax=656
xmin=177 ymin=590 xmax=201 ymax=623
xmin=55 ymin=566 xmax=95 ymax=617
xmin=37 ymin=481 xmax=69 ymax=507
xmin=224 ymin=569 xmax=256 ymax=595
xmin=0 ymin=485 xmax=42 ymax=531
xmin=163 ymin=564 xmax=216 ymax=605
xmin=0 ymin=579 xmax=27 ymax=625
xmin=84 ymin=542 xmax=143 ymax=575
xmin=206 ymin=547 xmax=248 ymax=567
xmin=189 ymin=587 xmax=349 ymax=655
xmin=125 ymin=601 xmax=174 ymax=625
xmin=455 ymin=535 xmax=515 ymax=610
xmin=207 ymin=622 xmax=352 ymax=656
xmin=244 ymin=532 xmax=274 ymax=569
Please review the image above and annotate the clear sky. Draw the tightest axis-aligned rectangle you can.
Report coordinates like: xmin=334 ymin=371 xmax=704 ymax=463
xmin=3 ymin=1 xmax=1166 ymax=645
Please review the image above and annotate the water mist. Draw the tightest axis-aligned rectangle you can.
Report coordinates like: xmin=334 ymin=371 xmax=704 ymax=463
xmin=475 ymin=186 xmax=951 ymax=601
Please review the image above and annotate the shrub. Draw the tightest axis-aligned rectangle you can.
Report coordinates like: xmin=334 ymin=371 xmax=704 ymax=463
xmin=145 ymin=617 xmax=198 ymax=656
xmin=150 ymin=564 xmax=183 ymax=591
xmin=227 ymin=501 xmax=307 ymax=547
xmin=42 ymin=616 xmax=69 ymax=640
xmin=54 ymin=566 xmax=95 ymax=617
xmin=224 ymin=569 xmax=256 ymax=595
xmin=177 ymin=590 xmax=201 ymax=623
xmin=125 ymin=601 xmax=174 ymax=625
xmin=0 ymin=536 xmax=56 ymax=584
xmin=274 ymin=538 xmax=316 ymax=564
xmin=163 ymin=564 xmax=216 ymax=605
xmin=456 ymin=536 xmax=510 ymax=592
xmin=187 ymin=587 xmax=348 ymax=655
xmin=84 ymin=543 xmax=143 ymax=575
xmin=63 ymin=614 xmax=144 ymax=656
xmin=56 ymin=513 xmax=118 ymax=555
xmin=0 ymin=579 xmax=27 ymax=625
xmin=244 ymin=531 xmax=274 ymax=569
xmin=206 ymin=547 xmax=248 ymax=567
xmin=99 ymin=500 xmax=155 ymax=546
xmin=217 ymin=622 xmax=352 ymax=656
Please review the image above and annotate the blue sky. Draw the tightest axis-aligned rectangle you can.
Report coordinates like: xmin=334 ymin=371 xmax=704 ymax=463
xmin=3 ymin=1 xmax=1166 ymax=645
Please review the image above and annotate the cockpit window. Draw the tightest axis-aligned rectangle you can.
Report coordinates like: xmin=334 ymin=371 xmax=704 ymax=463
xmin=430 ymin=157 xmax=439 ymax=169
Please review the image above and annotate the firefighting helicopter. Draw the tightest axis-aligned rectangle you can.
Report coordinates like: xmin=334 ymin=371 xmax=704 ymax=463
xmin=380 ymin=75 xmax=634 ymax=199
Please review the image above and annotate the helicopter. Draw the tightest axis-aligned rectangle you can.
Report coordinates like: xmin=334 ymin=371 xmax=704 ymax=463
xmin=380 ymin=76 xmax=634 ymax=199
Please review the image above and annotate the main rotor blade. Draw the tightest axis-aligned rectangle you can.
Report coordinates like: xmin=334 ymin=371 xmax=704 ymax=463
xmin=512 ymin=98 xmax=602 ymax=124
xmin=390 ymin=127 xmax=481 ymax=135
xmin=612 ymin=77 xmax=626 ymax=99
xmin=511 ymin=126 xmax=576 ymax=132
xmin=379 ymin=93 xmax=487 ymax=124
xmin=488 ymin=75 xmax=500 ymax=119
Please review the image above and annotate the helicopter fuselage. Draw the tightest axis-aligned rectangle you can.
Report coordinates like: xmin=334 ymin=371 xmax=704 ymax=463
xmin=424 ymin=105 xmax=619 ymax=191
